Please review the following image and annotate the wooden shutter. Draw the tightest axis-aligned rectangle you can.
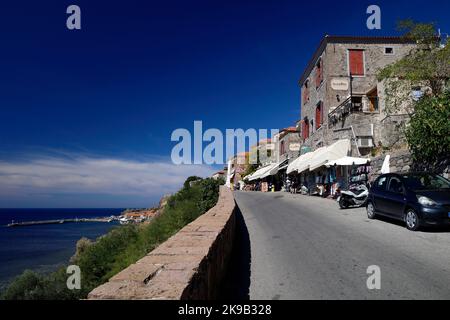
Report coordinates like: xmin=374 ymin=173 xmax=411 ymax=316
xmin=349 ymin=50 xmax=364 ymax=76
xmin=315 ymin=104 xmax=321 ymax=129
xmin=303 ymin=81 xmax=309 ymax=104
xmin=316 ymin=59 xmax=323 ymax=88
xmin=320 ymin=101 xmax=324 ymax=125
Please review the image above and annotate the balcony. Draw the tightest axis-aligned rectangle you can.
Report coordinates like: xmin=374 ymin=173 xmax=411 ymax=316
xmin=328 ymin=96 xmax=378 ymax=129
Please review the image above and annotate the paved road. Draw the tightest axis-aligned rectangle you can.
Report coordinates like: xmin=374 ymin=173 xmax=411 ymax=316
xmin=233 ymin=191 xmax=450 ymax=300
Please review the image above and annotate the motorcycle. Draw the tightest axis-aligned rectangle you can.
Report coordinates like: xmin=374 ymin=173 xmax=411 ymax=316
xmin=337 ymin=184 xmax=369 ymax=209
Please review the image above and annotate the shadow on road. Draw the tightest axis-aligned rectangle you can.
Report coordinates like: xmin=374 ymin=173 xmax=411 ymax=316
xmin=219 ymin=206 xmax=251 ymax=300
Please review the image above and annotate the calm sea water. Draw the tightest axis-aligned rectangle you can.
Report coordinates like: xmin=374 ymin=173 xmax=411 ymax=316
xmin=0 ymin=208 xmax=124 ymax=291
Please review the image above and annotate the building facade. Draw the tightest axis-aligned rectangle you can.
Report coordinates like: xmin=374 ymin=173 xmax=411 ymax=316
xmin=298 ymin=36 xmax=417 ymax=156
xmin=273 ymin=127 xmax=302 ymax=165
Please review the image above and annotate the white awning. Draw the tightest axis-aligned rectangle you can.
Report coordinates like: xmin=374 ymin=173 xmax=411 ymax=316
xmin=309 ymin=139 xmax=351 ymax=171
xmin=260 ymin=163 xmax=280 ymax=179
xmin=262 ymin=159 xmax=289 ymax=177
xmin=287 ymin=151 xmax=316 ymax=174
xmin=287 ymin=156 xmax=301 ymax=174
xmin=248 ymin=164 xmax=276 ymax=181
xmin=326 ymin=156 xmax=370 ymax=167
xmin=297 ymin=151 xmax=317 ymax=174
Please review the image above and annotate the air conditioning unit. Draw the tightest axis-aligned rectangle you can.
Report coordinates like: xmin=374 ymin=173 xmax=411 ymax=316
xmin=357 ymin=137 xmax=374 ymax=148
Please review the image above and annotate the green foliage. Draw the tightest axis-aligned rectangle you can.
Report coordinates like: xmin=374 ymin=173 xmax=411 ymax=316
xmin=1 ymin=177 xmax=222 ymax=300
xmin=405 ymin=91 xmax=450 ymax=167
xmin=397 ymin=19 xmax=437 ymax=46
xmin=376 ymin=20 xmax=450 ymax=167
xmin=1 ymin=269 xmax=80 ymax=300
xmin=183 ymin=176 xmax=202 ymax=189
xmin=378 ymin=20 xmax=450 ymax=103
xmin=242 ymin=164 xmax=258 ymax=180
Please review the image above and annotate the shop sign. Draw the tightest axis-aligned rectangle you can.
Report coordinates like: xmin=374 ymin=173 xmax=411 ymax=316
xmin=331 ymin=78 xmax=349 ymax=91
xmin=289 ymin=143 xmax=301 ymax=151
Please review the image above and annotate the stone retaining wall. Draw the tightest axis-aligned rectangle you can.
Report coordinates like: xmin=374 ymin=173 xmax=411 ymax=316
xmin=371 ymin=149 xmax=413 ymax=175
xmin=88 ymin=186 xmax=236 ymax=300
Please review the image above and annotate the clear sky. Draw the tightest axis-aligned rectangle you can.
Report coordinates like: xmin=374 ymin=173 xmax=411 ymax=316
xmin=1 ymin=0 xmax=449 ymax=208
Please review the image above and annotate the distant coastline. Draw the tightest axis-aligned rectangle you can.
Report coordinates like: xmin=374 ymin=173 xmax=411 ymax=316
xmin=0 ymin=208 xmax=124 ymax=291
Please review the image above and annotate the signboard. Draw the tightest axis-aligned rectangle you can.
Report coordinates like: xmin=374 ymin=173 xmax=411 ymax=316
xmin=289 ymin=143 xmax=301 ymax=152
xmin=261 ymin=182 xmax=269 ymax=193
xmin=331 ymin=78 xmax=349 ymax=91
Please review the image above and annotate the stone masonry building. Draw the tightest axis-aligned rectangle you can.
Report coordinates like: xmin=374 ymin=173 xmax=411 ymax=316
xmin=298 ymin=36 xmax=417 ymax=156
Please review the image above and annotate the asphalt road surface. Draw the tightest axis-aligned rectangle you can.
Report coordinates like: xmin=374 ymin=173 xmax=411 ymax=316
xmin=232 ymin=191 xmax=450 ymax=300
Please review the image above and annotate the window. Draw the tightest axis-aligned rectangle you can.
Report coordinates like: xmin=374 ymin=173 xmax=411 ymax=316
xmin=303 ymin=80 xmax=310 ymax=104
xmin=315 ymin=101 xmax=323 ymax=129
xmin=376 ymin=176 xmax=388 ymax=190
xmin=403 ymin=174 xmax=450 ymax=191
xmin=315 ymin=58 xmax=323 ymax=88
xmin=384 ymin=47 xmax=394 ymax=55
xmin=387 ymin=177 xmax=405 ymax=194
xmin=302 ymin=118 xmax=310 ymax=140
xmin=348 ymin=49 xmax=365 ymax=76
xmin=280 ymin=140 xmax=286 ymax=155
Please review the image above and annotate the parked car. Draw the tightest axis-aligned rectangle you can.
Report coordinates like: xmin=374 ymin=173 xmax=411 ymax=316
xmin=367 ymin=173 xmax=450 ymax=231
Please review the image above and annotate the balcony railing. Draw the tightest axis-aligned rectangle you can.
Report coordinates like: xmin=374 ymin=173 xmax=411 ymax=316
xmin=328 ymin=96 xmax=378 ymax=128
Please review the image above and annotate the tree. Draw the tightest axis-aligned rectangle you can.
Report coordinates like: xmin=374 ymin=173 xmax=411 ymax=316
xmin=405 ymin=91 xmax=450 ymax=171
xmin=183 ymin=176 xmax=203 ymax=189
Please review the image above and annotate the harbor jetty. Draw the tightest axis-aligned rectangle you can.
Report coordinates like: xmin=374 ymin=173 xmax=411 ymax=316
xmin=6 ymin=217 xmax=119 ymax=228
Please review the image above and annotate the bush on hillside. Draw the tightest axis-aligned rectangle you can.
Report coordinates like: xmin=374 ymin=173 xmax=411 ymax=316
xmin=1 ymin=177 xmax=224 ymax=300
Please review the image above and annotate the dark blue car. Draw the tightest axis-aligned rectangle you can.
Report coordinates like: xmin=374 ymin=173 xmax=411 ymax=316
xmin=367 ymin=173 xmax=450 ymax=231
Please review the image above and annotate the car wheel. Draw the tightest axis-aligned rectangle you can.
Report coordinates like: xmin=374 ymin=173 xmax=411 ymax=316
xmin=405 ymin=209 xmax=420 ymax=231
xmin=339 ymin=197 xmax=348 ymax=209
xmin=367 ymin=202 xmax=376 ymax=219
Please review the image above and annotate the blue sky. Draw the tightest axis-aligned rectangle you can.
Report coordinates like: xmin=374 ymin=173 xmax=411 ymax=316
xmin=1 ymin=0 xmax=449 ymax=208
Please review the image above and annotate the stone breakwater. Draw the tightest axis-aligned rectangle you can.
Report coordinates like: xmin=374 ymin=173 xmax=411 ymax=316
xmin=6 ymin=217 xmax=117 ymax=227
xmin=88 ymin=186 xmax=236 ymax=300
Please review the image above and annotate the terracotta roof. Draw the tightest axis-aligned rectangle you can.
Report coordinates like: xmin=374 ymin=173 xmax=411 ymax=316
xmin=281 ymin=127 xmax=298 ymax=133
xmin=298 ymin=35 xmax=417 ymax=86
xmin=258 ymin=138 xmax=272 ymax=144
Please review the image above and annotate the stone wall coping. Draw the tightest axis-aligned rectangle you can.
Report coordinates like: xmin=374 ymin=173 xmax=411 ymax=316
xmin=88 ymin=186 xmax=236 ymax=300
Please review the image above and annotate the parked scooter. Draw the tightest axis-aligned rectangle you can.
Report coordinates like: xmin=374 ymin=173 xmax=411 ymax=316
xmin=337 ymin=184 xmax=369 ymax=209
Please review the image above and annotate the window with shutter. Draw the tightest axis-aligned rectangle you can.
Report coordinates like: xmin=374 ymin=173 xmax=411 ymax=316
xmin=303 ymin=80 xmax=310 ymax=104
xmin=316 ymin=59 xmax=323 ymax=88
xmin=315 ymin=102 xmax=322 ymax=129
xmin=349 ymin=50 xmax=365 ymax=76
xmin=303 ymin=119 xmax=310 ymax=140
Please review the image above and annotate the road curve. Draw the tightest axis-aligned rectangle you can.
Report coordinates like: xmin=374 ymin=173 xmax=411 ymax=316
xmin=233 ymin=191 xmax=450 ymax=300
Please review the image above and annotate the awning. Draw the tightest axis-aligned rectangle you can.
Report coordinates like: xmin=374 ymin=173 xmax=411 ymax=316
xmin=299 ymin=148 xmax=325 ymax=173
xmin=263 ymin=159 xmax=289 ymax=177
xmin=309 ymin=139 xmax=351 ymax=171
xmin=260 ymin=163 xmax=280 ymax=179
xmin=248 ymin=164 xmax=276 ymax=181
xmin=287 ymin=151 xmax=316 ymax=174
xmin=287 ymin=156 xmax=300 ymax=174
xmin=326 ymin=156 xmax=370 ymax=167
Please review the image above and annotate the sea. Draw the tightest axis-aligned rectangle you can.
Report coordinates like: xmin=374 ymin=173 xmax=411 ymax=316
xmin=0 ymin=208 xmax=124 ymax=291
